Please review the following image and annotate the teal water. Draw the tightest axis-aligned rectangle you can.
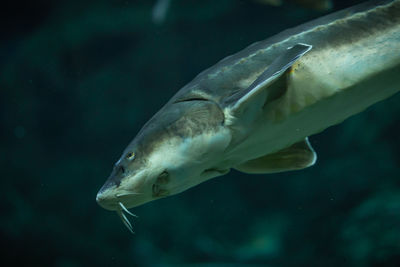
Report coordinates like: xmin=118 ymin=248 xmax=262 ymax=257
xmin=1 ymin=0 xmax=400 ymax=266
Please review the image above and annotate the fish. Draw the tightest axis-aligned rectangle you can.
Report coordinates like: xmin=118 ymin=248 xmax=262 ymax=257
xmin=254 ymin=0 xmax=333 ymax=11
xmin=152 ymin=0 xmax=171 ymax=24
xmin=96 ymin=0 xmax=400 ymax=233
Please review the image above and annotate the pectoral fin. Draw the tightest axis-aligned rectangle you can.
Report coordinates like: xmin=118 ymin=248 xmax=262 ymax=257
xmin=234 ymin=138 xmax=317 ymax=174
xmin=224 ymin=43 xmax=312 ymax=116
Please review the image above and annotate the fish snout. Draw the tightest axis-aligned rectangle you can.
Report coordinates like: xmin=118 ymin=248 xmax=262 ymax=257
xmin=96 ymin=165 xmax=126 ymax=210
xmin=96 ymin=185 xmax=140 ymax=233
xmin=96 ymin=188 xmax=118 ymax=211
xmin=96 ymin=183 xmax=118 ymax=210
xmin=96 ymin=180 xmax=149 ymax=210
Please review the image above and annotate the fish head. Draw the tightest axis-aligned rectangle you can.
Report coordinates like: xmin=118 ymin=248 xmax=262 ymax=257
xmin=96 ymin=100 xmax=231 ymax=212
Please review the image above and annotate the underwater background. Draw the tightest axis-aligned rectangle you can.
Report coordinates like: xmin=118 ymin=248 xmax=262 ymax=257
xmin=1 ymin=0 xmax=400 ymax=266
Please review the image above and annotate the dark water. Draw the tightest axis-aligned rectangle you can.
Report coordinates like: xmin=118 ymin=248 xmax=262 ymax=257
xmin=1 ymin=0 xmax=400 ymax=266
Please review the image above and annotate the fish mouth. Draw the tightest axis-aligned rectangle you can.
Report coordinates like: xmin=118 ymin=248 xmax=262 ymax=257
xmin=96 ymin=191 xmax=116 ymax=211
xmin=96 ymin=191 xmax=143 ymax=233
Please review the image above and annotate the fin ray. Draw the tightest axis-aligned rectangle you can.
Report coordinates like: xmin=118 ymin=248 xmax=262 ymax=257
xmin=224 ymin=43 xmax=312 ymax=116
xmin=234 ymin=137 xmax=317 ymax=174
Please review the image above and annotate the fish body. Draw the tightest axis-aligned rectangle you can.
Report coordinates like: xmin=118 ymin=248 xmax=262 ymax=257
xmin=96 ymin=0 xmax=400 ymax=232
xmin=256 ymin=0 xmax=333 ymax=11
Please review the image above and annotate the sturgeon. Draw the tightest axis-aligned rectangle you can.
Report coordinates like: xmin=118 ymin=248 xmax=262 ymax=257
xmin=96 ymin=0 xmax=400 ymax=233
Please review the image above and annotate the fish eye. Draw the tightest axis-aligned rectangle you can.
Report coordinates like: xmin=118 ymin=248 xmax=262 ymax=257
xmin=126 ymin=152 xmax=135 ymax=160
